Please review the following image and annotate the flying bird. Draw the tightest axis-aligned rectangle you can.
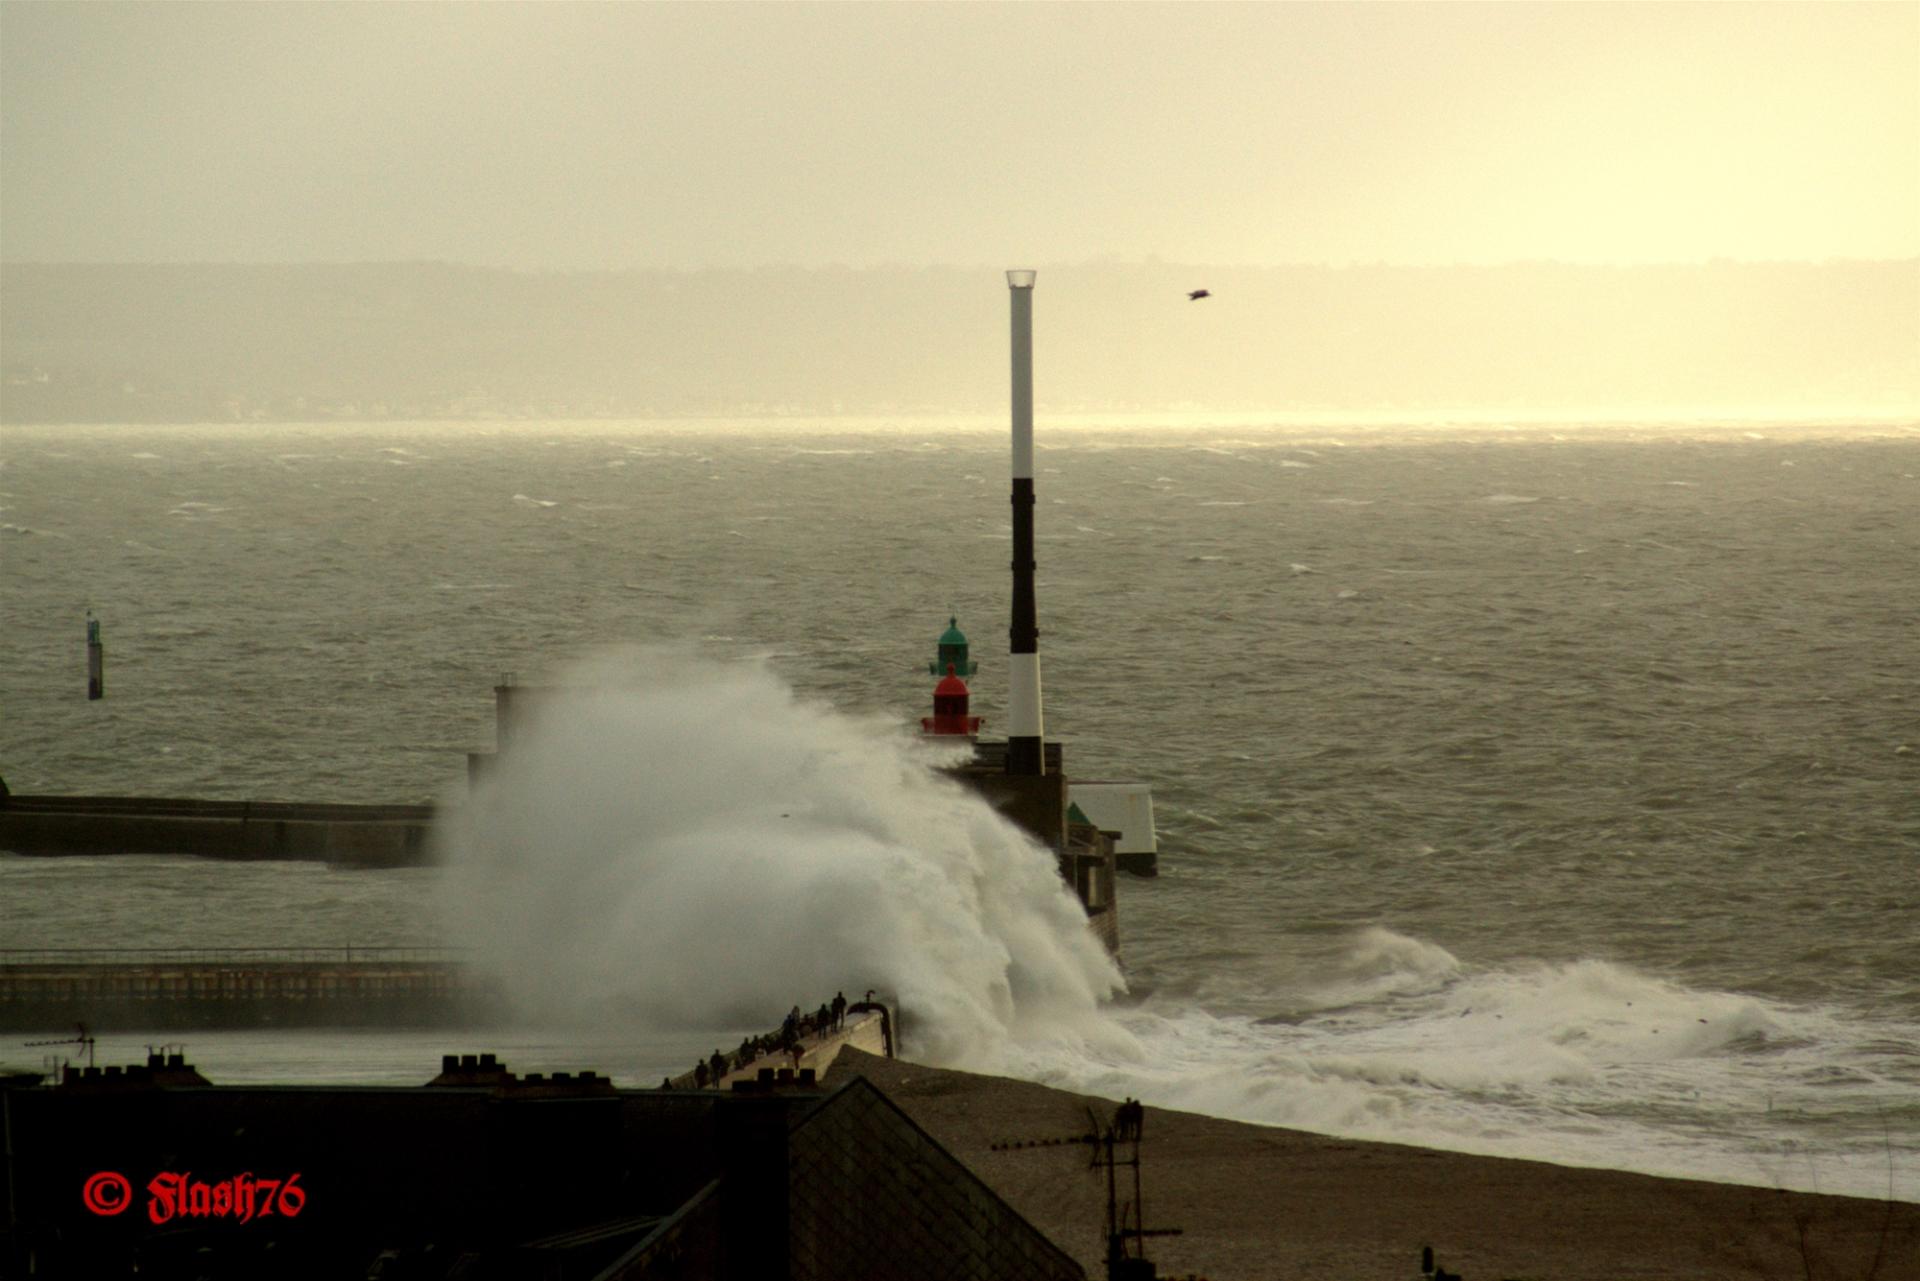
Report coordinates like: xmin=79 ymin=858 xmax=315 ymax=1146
xmin=1187 ymin=288 xmax=1211 ymax=301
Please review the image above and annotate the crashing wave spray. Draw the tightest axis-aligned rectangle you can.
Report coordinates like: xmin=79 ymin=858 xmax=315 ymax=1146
xmin=429 ymin=649 xmax=1918 ymax=1197
xmin=435 ymin=647 xmax=1128 ymax=1068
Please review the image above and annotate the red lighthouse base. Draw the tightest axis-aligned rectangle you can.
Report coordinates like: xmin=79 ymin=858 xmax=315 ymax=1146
xmin=921 ymin=665 xmax=982 ymax=738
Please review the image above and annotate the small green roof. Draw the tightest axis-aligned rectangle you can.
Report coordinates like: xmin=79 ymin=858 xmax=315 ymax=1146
xmin=938 ymin=616 xmax=968 ymax=645
xmin=1066 ymin=801 xmax=1091 ymax=825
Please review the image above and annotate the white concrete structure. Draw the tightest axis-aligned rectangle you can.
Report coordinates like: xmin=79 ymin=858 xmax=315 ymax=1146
xmin=1069 ymin=781 xmax=1159 ymax=875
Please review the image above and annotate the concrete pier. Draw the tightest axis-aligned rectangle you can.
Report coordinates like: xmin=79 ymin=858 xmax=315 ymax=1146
xmin=0 ymin=946 xmax=487 ymax=1031
xmin=667 ymin=1009 xmax=893 ymax=1092
xmin=947 ymin=741 xmax=1122 ymax=955
xmin=0 ymin=794 xmax=435 ymax=866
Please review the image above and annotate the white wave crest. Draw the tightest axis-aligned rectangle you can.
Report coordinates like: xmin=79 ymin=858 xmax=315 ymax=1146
xmin=435 ymin=649 xmax=1126 ymax=1069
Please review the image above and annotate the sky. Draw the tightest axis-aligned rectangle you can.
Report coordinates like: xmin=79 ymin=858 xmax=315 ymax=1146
xmin=1 ymin=1 xmax=1915 ymax=270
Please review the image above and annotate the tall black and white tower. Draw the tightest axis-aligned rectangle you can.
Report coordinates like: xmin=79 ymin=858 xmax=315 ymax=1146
xmin=1006 ymin=269 xmax=1044 ymax=776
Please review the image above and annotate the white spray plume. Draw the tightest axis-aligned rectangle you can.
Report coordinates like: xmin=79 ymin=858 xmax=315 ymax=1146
xmin=436 ymin=647 xmax=1127 ymax=1068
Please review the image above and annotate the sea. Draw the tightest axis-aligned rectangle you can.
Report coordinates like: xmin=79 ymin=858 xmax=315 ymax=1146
xmin=2 ymin=415 xmax=1916 ymax=1202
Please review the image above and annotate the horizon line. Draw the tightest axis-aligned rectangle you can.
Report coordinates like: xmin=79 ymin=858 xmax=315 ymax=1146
xmin=4 ymin=256 xmax=1917 ymax=274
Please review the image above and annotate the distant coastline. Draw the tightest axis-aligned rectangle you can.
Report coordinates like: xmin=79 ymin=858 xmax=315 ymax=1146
xmin=4 ymin=259 xmax=1914 ymax=425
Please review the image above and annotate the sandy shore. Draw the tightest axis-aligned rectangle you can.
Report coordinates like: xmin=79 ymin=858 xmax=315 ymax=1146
xmin=825 ymin=1048 xmax=1917 ymax=1280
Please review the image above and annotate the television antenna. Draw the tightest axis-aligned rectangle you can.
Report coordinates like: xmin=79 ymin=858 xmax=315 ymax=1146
xmin=993 ymin=1097 xmax=1183 ymax=1281
xmin=25 ymin=1021 xmax=95 ymax=1069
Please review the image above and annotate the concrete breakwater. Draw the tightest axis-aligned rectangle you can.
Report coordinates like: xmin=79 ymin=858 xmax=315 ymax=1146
xmin=0 ymin=765 xmax=1124 ymax=956
xmin=0 ymin=793 xmax=435 ymax=867
xmin=0 ymin=946 xmax=487 ymax=1031
xmin=664 ymin=1006 xmax=894 ymax=1093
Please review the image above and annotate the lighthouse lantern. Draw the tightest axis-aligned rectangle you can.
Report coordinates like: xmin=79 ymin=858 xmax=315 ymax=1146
xmin=929 ymin=616 xmax=979 ymax=677
xmin=921 ymin=619 xmax=984 ymax=737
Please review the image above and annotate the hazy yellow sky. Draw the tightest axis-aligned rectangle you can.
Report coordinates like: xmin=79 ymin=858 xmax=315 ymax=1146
xmin=1 ymin=1 xmax=1914 ymax=268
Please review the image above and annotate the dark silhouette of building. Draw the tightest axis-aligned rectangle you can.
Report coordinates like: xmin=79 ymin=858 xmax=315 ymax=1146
xmin=1 ymin=1054 xmax=1084 ymax=1280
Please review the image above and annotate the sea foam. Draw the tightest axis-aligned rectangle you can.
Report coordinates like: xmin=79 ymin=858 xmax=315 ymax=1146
xmin=436 ymin=648 xmax=1127 ymax=1069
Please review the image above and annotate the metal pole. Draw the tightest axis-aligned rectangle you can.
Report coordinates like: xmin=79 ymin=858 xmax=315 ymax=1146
xmin=1006 ymin=269 xmax=1044 ymax=775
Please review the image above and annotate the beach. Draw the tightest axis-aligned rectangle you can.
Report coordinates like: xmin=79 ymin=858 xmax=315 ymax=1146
xmin=826 ymin=1048 xmax=1918 ymax=1280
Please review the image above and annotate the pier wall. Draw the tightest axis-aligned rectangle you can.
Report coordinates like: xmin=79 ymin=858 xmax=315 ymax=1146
xmin=0 ymin=947 xmax=487 ymax=1031
xmin=0 ymin=794 xmax=434 ymax=866
xmin=945 ymin=741 xmax=1069 ymax=854
xmin=1066 ymin=820 xmax=1122 ymax=957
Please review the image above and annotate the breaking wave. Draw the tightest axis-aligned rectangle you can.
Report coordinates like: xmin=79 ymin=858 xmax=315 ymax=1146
xmin=436 ymin=648 xmax=1127 ymax=1069
xmin=435 ymin=652 xmax=1919 ymax=1200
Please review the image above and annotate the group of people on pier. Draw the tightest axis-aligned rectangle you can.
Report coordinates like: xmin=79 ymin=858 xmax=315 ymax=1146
xmin=671 ymin=990 xmax=851 ymax=1090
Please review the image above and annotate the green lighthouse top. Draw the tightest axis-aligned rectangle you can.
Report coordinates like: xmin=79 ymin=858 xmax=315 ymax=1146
xmin=930 ymin=616 xmax=979 ymax=677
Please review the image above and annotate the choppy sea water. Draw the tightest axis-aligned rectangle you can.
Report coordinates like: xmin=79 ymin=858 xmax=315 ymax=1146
xmin=2 ymin=417 xmax=1916 ymax=1200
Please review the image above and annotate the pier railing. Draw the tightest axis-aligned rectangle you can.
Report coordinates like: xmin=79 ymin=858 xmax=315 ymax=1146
xmin=0 ymin=946 xmax=492 ymax=1030
xmin=0 ymin=946 xmax=468 ymax=969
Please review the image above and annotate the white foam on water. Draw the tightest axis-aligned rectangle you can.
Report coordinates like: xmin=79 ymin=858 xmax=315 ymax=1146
xmin=1013 ymin=929 xmax=1920 ymax=1200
